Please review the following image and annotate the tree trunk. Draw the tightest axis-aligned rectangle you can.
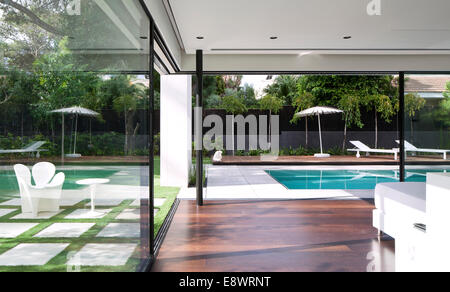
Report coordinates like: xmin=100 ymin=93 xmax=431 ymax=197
xmin=374 ymin=111 xmax=378 ymax=148
xmin=269 ymin=110 xmax=272 ymax=145
xmin=410 ymin=118 xmax=414 ymax=143
xmin=343 ymin=117 xmax=348 ymax=152
xmin=21 ymin=111 xmax=24 ymax=144
xmin=131 ymin=122 xmax=141 ymax=155
xmin=232 ymin=115 xmax=235 ymax=156
xmin=124 ymin=110 xmax=128 ymax=155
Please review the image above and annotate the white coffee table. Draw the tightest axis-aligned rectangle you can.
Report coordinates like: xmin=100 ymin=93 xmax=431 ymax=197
xmin=76 ymin=179 xmax=110 ymax=217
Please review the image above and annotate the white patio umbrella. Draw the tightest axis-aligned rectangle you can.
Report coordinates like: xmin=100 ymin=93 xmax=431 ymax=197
xmin=49 ymin=107 xmax=100 ymax=160
xmin=295 ymin=106 xmax=343 ymax=158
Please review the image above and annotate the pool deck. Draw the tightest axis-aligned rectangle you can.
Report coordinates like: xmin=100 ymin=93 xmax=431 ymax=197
xmin=0 ymin=156 xmax=149 ymax=165
xmin=178 ymin=164 xmax=449 ymax=200
xmin=215 ymin=155 xmax=449 ymax=165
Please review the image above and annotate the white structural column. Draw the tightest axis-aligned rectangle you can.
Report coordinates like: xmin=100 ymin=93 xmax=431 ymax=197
xmin=160 ymin=75 xmax=192 ymax=187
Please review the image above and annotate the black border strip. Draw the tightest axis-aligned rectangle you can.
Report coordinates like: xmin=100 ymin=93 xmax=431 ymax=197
xmin=153 ymin=199 xmax=181 ymax=260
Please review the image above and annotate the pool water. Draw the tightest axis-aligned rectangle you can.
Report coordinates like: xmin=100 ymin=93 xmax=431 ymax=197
xmin=266 ymin=169 xmax=450 ymax=190
xmin=0 ymin=169 xmax=119 ymax=199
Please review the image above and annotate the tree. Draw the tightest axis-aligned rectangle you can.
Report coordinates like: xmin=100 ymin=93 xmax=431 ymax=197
xmin=292 ymin=91 xmax=316 ymax=148
xmin=111 ymin=77 xmax=146 ymax=155
xmin=222 ymin=75 xmax=243 ymax=91
xmin=259 ymin=94 xmax=283 ymax=144
xmin=0 ymin=65 xmax=38 ymax=140
xmin=362 ymin=94 xmax=396 ymax=148
xmin=264 ymin=75 xmax=299 ymax=106
xmin=338 ymin=93 xmax=364 ymax=150
xmin=31 ymin=38 xmax=102 ymax=139
xmin=0 ymin=0 xmax=69 ymax=69
xmin=298 ymin=75 xmax=398 ymax=148
xmin=221 ymin=93 xmax=247 ymax=155
xmin=404 ymin=93 xmax=426 ymax=142
xmin=236 ymin=83 xmax=258 ymax=108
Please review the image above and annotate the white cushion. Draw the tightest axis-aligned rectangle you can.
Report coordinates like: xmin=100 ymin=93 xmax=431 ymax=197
xmin=375 ymin=182 xmax=426 ymax=222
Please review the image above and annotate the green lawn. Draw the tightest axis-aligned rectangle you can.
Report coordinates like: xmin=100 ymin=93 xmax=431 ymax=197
xmin=0 ymin=160 xmax=180 ymax=272
xmin=0 ymin=156 xmax=211 ymax=271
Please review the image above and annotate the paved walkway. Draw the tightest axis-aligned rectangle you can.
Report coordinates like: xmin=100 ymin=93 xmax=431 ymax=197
xmin=178 ymin=165 xmax=396 ymax=200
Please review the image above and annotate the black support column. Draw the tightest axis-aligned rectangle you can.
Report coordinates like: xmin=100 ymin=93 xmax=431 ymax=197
xmin=196 ymin=50 xmax=204 ymax=206
xmin=149 ymin=18 xmax=156 ymax=255
xmin=399 ymin=72 xmax=405 ymax=182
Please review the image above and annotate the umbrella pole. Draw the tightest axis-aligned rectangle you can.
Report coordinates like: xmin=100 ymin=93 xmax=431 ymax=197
xmin=62 ymin=113 xmax=65 ymax=164
xmin=318 ymin=113 xmax=323 ymax=154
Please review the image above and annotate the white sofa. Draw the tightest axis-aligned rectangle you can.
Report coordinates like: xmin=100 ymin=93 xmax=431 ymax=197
xmin=394 ymin=173 xmax=450 ymax=271
xmin=373 ymin=182 xmax=426 ymax=239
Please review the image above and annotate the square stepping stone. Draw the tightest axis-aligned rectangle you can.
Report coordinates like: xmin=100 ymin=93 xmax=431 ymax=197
xmin=60 ymin=198 xmax=83 ymax=207
xmin=34 ymin=223 xmax=96 ymax=238
xmin=155 ymin=198 xmax=166 ymax=207
xmin=66 ymin=244 xmax=137 ymax=266
xmin=130 ymin=198 xmax=166 ymax=207
xmin=0 ymin=198 xmax=21 ymax=206
xmin=96 ymin=223 xmax=140 ymax=238
xmin=0 ymin=198 xmax=81 ymax=207
xmin=12 ymin=211 xmax=62 ymax=220
xmin=116 ymin=209 xmax=140 ymax=220
xmin=0 ymin=243 xmax=69 ymax=266
xmin=0 ymin=223 xmax=38 ymax=238
xmin=85 ymin=199 xmax=124 ymax=207
xmin=0 ymin=209 xmax=16 ymax=218
xmin=65 ymin=209 xmax=112 ymax=219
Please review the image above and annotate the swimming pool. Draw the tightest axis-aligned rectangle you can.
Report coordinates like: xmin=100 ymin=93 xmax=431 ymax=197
xmin=266 ymin=169 xmax=450 ymax=190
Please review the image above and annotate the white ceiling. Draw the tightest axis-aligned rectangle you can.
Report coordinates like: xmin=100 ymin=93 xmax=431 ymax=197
xmin=167 ymin=0 xmax=450 ymax=54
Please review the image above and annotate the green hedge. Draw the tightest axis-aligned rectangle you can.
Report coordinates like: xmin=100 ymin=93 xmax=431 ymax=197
xmin=0 ymin=132 xmax=157 ymax=157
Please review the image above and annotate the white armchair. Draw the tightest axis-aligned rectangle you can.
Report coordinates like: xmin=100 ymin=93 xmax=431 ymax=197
xmin=14 ymin=163 xmax=65 ymax=217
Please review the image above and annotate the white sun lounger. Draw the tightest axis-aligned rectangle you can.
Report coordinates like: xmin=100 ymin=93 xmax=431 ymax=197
xmin=396 ymin=140 xmax=449 ymax=160
xmin=348 ymin=141 xmax=399 ymax=160
xmin=0 ymin=141 xmax=48 ymax=158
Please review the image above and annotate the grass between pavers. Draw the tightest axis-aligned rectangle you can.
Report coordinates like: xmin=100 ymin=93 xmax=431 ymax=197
xmin=0 ymin=159 xmax=184 ymax=271
xmin=0 ymin=192 xmax=178 ymax=272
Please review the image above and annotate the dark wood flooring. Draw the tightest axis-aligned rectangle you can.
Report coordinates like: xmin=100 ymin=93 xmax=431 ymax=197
xmin=152 ymin=199 xmax=395 ymax=272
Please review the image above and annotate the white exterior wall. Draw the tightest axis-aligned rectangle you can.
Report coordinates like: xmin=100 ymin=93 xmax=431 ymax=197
xmin=160 ymin=75 xmax=192 ymax=187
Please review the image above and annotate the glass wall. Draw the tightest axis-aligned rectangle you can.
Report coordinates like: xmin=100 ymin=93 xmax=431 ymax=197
xmin=404 ymin=74 xmax=450 ymax=181
xmin=203 ymin=74 xmax=401 ymax=195
xmin=0 ymin=0 xmax=159 ymax=271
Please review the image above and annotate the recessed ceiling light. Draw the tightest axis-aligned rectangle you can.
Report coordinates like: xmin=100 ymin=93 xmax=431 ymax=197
xmin=343 ymin=36 xmax=352 ymax=40
xmin=196 ymin=36 xmax=204 ymax=40
xmin=270 ymin=36 xmax=278 ymax=40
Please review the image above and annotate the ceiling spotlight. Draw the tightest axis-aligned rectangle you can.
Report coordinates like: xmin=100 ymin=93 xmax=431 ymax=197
xmin=343 ymin=36 xmax=352 ymax=40
xmin=196 ymin=36 xmax=204 ymax=40
xmin=270 ymin=36 xmax=278 ymax=40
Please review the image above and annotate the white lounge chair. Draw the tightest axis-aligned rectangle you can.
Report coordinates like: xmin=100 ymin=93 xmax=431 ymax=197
xmin=396 ymin=140 xmax=450 ymax=160
xmin=348 ymin=141 xmax=399 ymax=160
xmin=0 ymin=141 xmax=48 ymax=158
xmin=14 ymin=162 xmax=65 ymax=217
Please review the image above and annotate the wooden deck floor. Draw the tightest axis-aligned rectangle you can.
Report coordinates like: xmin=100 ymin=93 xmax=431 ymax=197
xmin=152 ymin=199 xmax=395 ymax=272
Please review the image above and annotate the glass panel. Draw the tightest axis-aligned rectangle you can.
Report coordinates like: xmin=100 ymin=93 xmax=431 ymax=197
xmin=0 ymin=0 xmax=151 ymax=271
xmin=404 ymin=74 xmax=450 ymax=179
xmin=201 ymin=74 xmax=400 ymax=196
